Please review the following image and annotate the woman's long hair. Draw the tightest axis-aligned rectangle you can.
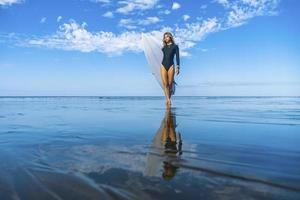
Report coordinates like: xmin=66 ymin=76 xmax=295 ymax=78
xmin=161 ymin=32 xmax=176 ymax=50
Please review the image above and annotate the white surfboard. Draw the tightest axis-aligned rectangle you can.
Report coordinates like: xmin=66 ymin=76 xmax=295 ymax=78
xmin=141 ymin=33 xmax=176 ymax=95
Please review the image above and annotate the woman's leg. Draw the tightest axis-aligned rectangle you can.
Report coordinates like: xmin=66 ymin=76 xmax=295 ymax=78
xmin=167 ymin=65 xmax=175 ymax=104
xmin=160 ymin=64 xmax=170 ymax=104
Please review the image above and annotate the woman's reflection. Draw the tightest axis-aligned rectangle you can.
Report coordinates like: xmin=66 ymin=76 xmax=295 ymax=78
xmin=144 ymin=107 xmax=182 ymax=180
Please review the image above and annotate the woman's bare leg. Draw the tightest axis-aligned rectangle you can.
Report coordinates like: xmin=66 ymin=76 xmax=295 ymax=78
xmin=160 ymin=64 xmax=170 ymax=105
xmin=167 ymin=65 xmax=175 ymax=105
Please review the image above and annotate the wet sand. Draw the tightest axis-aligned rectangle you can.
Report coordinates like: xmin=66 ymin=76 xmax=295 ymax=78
xmin=0 ymin=96 xmax=300 ymax=200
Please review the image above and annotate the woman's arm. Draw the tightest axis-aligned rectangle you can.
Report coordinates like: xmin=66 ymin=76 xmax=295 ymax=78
xmin=175 ymin=45 xmax=180 ymax=68
xmin=175 ymin=45 xmax=180 ymax=75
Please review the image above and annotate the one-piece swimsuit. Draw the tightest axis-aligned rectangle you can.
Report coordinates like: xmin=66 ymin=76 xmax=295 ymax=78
xmin=161 ymin=43 xmax=180 ymax=71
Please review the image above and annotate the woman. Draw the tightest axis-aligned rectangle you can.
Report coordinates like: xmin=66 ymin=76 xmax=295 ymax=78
xmin=141 ymin=32 xmax=181 ymax=106
xmin=160 ymin=32 xmax=180 ymax=106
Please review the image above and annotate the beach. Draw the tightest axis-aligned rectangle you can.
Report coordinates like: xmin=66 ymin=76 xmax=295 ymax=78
xmin=0 ymin=96 xmax=299 ymax=200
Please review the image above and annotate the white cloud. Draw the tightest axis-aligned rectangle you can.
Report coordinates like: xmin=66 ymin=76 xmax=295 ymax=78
xmin=155 ymin=4 xmax=163 ymax=9
xmin=174 ymin=17 xmax=221 ymax=56
xmin=158 ymin=9 xmax=170 ymax=15
xmin=164 ymin=9 xmax=170 ymax=14
xmin=183 ymin=14 xmax=190 ymax=21
xmin=3 ymin=0 xmax=281 ymax=58
xmin=172 ymin=2 xmax=180 ymax=10
xmin=119 ymin=16 xmax=161 ymax=29
xmin=116 ymin=0 xmax=159 ymax=14
xmin=141 ymin=16 xmax=160 ymax=25
xmin=0 ymin=0 xmax=23 ymax=6
xmin=223 ymin=0 xmax=281 ymax=28
xmin=103 ymin=11 xmax=113 ymax=18
xmin=242 ymin=0 xmax=266 ymax=7
xmin=214 ymin=0 xmax=229 ymax=7
xmin=119 ymin=18 xmax=137 ymax=29
xmin=25 ymin=20 xmax=144 ymax=56
xmin=16 ymin=17 xmax=219 ymax=57
xmin=90 ymin=0 xmax=110 ymax=3
xmin=57 ymin=16 xmax=62 ymax=22
xmin=40 ymin=17 xmax=47 ymax=23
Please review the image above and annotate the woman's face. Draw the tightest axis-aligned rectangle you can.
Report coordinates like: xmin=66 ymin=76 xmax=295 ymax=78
xmin=164 ymin=34 xmax=171 ymax=43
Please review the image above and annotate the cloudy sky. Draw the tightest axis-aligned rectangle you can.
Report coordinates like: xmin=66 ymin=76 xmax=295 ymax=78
xmin=0 ymin=0 xmax=299 ymax=96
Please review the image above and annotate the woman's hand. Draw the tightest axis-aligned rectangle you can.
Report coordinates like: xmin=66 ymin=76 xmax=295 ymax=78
xmin=176 ymin=65 xmax=180 ymax=75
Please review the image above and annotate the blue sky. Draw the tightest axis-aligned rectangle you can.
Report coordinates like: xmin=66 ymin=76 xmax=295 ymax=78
xmin=0 ymin=0 xmax=299 ymax=96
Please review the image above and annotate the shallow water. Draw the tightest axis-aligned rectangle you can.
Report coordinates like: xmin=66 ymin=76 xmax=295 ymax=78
xmin=0 ymin=96 xmax=300 ymax=200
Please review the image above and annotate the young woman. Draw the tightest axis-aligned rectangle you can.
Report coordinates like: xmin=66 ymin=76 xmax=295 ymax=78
xmin=141 ymin=32 xmax=181 ymax=106
xmin=160 ymin=32 xmax=180 ymax=106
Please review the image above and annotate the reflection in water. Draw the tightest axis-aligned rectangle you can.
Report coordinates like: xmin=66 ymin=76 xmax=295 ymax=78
xmin=144 ymin=107 xmax=182 ymax=180
xmin=1 ymin=97 xmax=300 ymax=199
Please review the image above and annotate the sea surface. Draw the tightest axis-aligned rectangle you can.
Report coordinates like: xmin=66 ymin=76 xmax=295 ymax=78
xmin=0 ymin=96 xmax=300 ymax=200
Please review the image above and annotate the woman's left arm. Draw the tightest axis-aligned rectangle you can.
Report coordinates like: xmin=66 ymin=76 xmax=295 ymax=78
xmin=175 ymin=45 xmax=180 ymax=75
xmin=175 ymin=45 xmax=180 ymax=68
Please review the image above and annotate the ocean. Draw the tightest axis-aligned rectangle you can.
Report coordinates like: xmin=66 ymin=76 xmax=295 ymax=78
xmin=0 ymin=96 xmax=299 ymax=200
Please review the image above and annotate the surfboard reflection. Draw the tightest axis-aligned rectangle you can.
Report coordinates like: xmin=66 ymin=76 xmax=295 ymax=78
xmin=144 ymin=107 xmax=182 ymax=180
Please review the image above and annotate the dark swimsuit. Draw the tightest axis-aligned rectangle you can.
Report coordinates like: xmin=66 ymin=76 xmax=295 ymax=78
xmin=161 ymin=43 xmax=180 ymax=71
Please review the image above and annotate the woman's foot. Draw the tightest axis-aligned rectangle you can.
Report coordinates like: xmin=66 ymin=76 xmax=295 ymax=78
xmin=166 ymin=99 xmax=171 ymax=106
